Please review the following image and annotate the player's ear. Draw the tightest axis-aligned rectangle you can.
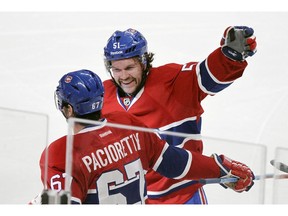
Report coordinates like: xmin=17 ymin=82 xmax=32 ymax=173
xmin=63 ymin=104 xmax=74 ymax=119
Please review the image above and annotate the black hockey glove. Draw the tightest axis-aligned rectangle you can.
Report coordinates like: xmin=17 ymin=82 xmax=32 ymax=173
xmin=220 ymin=26 xmax=257 ymax=61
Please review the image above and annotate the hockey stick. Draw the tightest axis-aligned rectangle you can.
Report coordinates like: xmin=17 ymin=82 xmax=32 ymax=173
xmin=270 ymin=160 xmax=288 ymax=173
xmin=201 ymin=160 xmax=288 ymax=184
xmin=199 ymin=173 xmax=288 ymax=185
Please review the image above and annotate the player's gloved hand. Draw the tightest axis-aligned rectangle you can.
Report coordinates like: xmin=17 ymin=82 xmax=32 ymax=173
xmin=220 ymin=26 xmax=257 ymax=61
xmin=212 ymin=153 xmax=255 ymax=192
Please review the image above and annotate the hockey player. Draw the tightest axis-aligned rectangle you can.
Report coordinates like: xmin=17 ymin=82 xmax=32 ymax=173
xmin=32 ymin=69 xmax=254 ymax=204
xmin=102 ymin=26 xmax=257 ymax=204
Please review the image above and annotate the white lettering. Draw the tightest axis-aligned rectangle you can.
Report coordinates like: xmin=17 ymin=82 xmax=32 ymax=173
xmin=133 ymin=133 xmax=141 ymax=150
xmin=82 ymin=133 xmax=141 ymax=173
xmin=110 ymin=51 xmax=123 ymax=55
xmin=91 ymin=152 xmax=102 ymax=170
xmin=99 ymin=130 xmax=112 ymax=138
xmin=108 ymin=144 xmax=119 ymax=162
xmin=82 ymin=156 xmax=92 ymax=173
xmin=96 ymin=149 xmax=108 ymax=167
xmin=120 ymin=136 xmax=132 ymax=154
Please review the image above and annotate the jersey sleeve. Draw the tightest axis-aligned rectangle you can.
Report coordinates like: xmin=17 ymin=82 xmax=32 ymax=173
xmin=195 ymin=47 xmax=248 ymax=97
xmin=164 ymin=47 xmax=248 ymax=105
xmin=39 ymin=136 xmax=88 ymax=204
xmin=39 ymin=137 xmax=66 ymax=191
xmin=143 ymin=132 xmax=220 ymax=180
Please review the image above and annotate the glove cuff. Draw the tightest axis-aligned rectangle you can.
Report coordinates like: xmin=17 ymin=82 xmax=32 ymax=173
xmin=212 ymin=153 xmax=230 ymax=177
xmin=221 ymin=46 xmax=244 ymax=61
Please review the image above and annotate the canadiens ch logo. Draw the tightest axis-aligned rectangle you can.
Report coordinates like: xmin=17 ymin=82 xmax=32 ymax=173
xmin=65 ymin=75 xmax=72 ymax=83
xmin=123 ymin=98 xmax=131 ymax=106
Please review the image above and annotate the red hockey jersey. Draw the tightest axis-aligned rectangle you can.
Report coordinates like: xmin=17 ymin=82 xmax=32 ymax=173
xmin=102 ymin=48 xmax=248 ymax=204
xmin=40 ymin=111 xmax=220 ymax=204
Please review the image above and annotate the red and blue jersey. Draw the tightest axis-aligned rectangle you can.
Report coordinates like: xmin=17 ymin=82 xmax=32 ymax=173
xmin=40 ymin=111 xmax=220 ymax=204
xmin=102 ymin=48 xmax=248 ymax=204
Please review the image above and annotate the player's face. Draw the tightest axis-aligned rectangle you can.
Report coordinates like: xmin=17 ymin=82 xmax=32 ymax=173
xmin=110 ymin=58 xmax=143 ymax=95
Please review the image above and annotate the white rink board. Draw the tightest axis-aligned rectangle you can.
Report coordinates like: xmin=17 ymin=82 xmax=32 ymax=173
xmin=0 ymin=107 xmax=48 ymax=204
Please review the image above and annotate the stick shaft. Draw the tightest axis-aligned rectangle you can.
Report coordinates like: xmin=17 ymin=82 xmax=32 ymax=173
xmin=199 ymin=173 xmax=288 ymax=185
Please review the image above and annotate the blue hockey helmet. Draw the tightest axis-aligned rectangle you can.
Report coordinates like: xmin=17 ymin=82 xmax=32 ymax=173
xmin=104 ymin=28 xmax=148 ymax=61
xmin=55 ymin=69 xmax=104 ymax=116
